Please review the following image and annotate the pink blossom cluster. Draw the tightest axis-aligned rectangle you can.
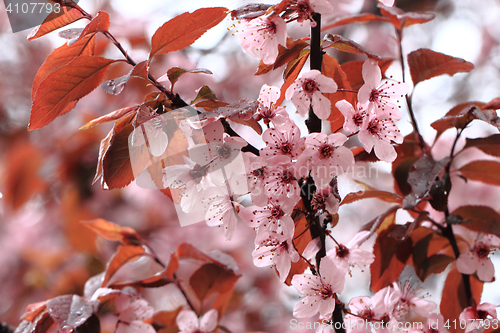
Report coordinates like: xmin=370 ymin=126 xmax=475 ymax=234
xmin=336 ymin=59 xmax=409 ymax=162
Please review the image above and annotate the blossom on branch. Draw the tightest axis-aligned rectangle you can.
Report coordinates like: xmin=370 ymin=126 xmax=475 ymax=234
xmin=261 ymin=124 xmax=305 ymax=160
xmin=326 ymin=231 xmax=374 ymax=274
xmin=336 ymin=100 xmax=367 ymax=133
xmin=288 ymin=0 xmax=334 ymax=26
xmin=296 ymin=133 xmax=354 ymax=189
xmin=358 ymin=113 xmax=403 ymax=162
xmin=358 ymin=59 xmax=410 ymax=121
xmin=459 ymin=302 xmax=498 ymax=333
xmin=286 ymin=70 xmax=338 ymax=120
xmin=456 ymin=234 xmax=499 ymax=282
xmin=292 ymin=257 xmax=345 ymax=318
xmin=256 ymin=84 xmax=292 ymax=130
xmin=238 ymin=15 xmax=287 ymax=65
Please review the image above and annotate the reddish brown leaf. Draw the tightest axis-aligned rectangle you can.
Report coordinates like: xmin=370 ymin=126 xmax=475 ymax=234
xmin=80 ymin=106 xmax=139 ymax=130
xmin=30 ymin=56 xmax=117 ymax=130
xmin=102 ymin=121 xmax=151 ymax=189
xmin=131 ymin=60 xmax=150 ymax=81
xmin=32 ymin=34 xmax=95 ymax=100
xmin=285 ymin=206 xmax=311 ymax=285
xmin=361 ymin=206 xmax=398 ymax=235
xmin=189 ymin=263 xmax=239 ymax=303
xmin=28 ymin=6 xmax=87 ymax=40
xmin=322 ymin=13 xmax=389 ymax=30
xmin=150 ymin=7 xmax=228 ymax=60
xmin=231 ymin=3 xmax=271 ymax=20
xmin=431 ymin=102 xmax=484 ymax=141
xmin=255 ymin=39 xmax=310 ymax=75
xmin=408 ymin=48 xmax=474 ymax=86
xmin=16 ymin=311 xmax=54 ymax=333
xmin=370 ymin=224 xmax=412 ymax=292
xmin=324 ymin=34 xmax=381 ymax=60
xmin=160 ymin=67 xmax=212 ymax=90
xmin=341 ymin=190 xmax=402 ymax=206
xmin=407 ymin=155 xmax=449 ymax=198
xmin=411 ymin=227 xmax=453 ymax=281
xmin=191 ymin=85 xmax=219 ymax=104
xmin=341 ymin=59 xmax=393 ymax=91
xmin=93 ymin=128 xmax=113 ymax=185
xmin=20 ymin=302 xmax=47 ymax=322
xmin=441 ymin=269 xmax=483 ymax=333
xmin=153 ymin=309 xmax=182 ymax=328
xmin=102 ymin=245 xmax=145 ymax=287
xmin=276 ymin=53 xmax=309 ymax=106
xmin=46 ymin=295 xmax=94 ymax=333
xmin=380 ymin=5 xmax=435 ymax=30
xmin=81 ymin=219 xmax=141 ymax=245
xmin=78 ymin=11 xmax=110 ymax=39
xmin=457 ymin=160 xmax=500 ymax=186
xmin=451 ymin=205 xmax=500 ymax=238
xmin=322 ymin=54 xmax=353 ymax=134
xmin=464 ymin=134 xmax=500 ymax=157
xmin=483 ymin=97 xmax=500 ymax=110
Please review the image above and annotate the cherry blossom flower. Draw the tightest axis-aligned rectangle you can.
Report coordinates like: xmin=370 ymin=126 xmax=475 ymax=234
xmin=358 ymin=113 xmax=403 ymax=163
xmin=131 ymin=118 xmax=168 ymax=157
xmin=239 ymin=199 xmax=295 ymax=236
xmin=238 ymin=15 xmax=287 ymax=65
xmin=326 ymin=231 xmax=375 ymax=274
xmin=391 ymin=280 xmax=436 ymax=320
xmin=264 ymin=162 xmax=301 ymax=204
xmin=456 ymin=234 xmax=499 ymax=282
xmin=335 ymin=100 xmax=367 ymax=133
xmin=261 ymin=124 xmax=305 ymax=160
xmin=344 ymin=296 xmax=392 ymax=333
xmin=285 ymin=70 xmax=338 ymax=120
xmin=253 ymin=226 xmax=299 ymax=282
xmin=292 ymin=257 xmax=345 ymax=318
xmin=289 ymin=0 xmax=334 ymax=27
xmin=310 ymin=185 xmax=340 ymax=215
xmin=163 ymin=156 xmax=213 ymax=214
xmin=256 ymin=84 xmax=292 ymax=130
xmin=115 ymin=292 xmax=155 ymax=333
xmin=459 ymin=302 xmax=498 ymax=333
xmin=203 ymin=186 xmax=243 ymax=241
xmin=358 ymin=59 xmax=410 ymax=121
xmin=176 ymin=309 xmax=218 ymax=333
xmin=296 ymin=133 xmax=354 ymax=189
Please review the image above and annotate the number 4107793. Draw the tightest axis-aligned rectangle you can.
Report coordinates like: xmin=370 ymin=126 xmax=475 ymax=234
xmin=443 ymin=319 xmax=499 ymax=330
xmin=5 ymin=2 xmax=61 ymax=14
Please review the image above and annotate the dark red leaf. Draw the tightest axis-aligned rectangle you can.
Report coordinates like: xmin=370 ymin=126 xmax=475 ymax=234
xmin=81 ymin=106 xmax=139 ymax=130
xmin=189 ymin=263 xmax=239 ymax=303
xmin=340 ymin=59 xmax=393 ymax=91
xmin=408 ymin=48 xmax=474 ymax=86
xmin=340 ymin=190 xmax=402 ymax=206
xmin=464 ymin=134 xmax=500 ymax=157
xmin=451 ymin=205 xmax=500 ymax=238
xmin=322 ymin=13 xmax=389 ymax=30
xmin=78 ymin=11 xmax=110 ymax=39
xmin=73 ymin=314 xmax=100 ymax=333
xmin=32 ymin=34 xmax=95 ymax=100
xmin=131 ymin=60 xmax=150 ymax=80
xmin=370 ymin=224 xmax=412 ymax=292
xmin=102 ymin=122 xmax=152 ymax=189
xmin=407 ymin=155 xmax=449 ymax=198
xmin=255 ymin=39 xmax=310 ymax=75
xmin=323 ymin=34 xmax=381 ymax=60
xmin=28 ymin=5 xmax=87 ymax=40
xmin=431 ymin=102 xmax=484 ymax=141
xmin=276 ymin=52 xmax=309 ymax=106
xmin=483 ymin=97 xmax=500 ymax=110
xmin=231 ymin=3 xmax=271 ymax=20
xmin=46 ymin=295 xmax=94 ymax=333
xmin=30 ymin=56 xmax=117 ymax=130
xmin=285 ymin=207 xmax=311 ymax=285
xmin=322 ymin=54 xmax=352 ymax=134
xmin=380 ymin=5 xmax=435 ymax=30
xmin=81 ymin=219 xmax=141 ymax=245
xmin=411 ymin=227 xmax=453 ymax=281
xmin=441 ymin=269 xmax=483 ymax=333
xmin=150 ymin=7 xmax=228 ymax=60
xmin=159 ymin=67 xmax=212 ymax=90
xmin=102 ymin=245 xmax=146 ymax=287
xmin=457 ymin=160 xmax=500 ymax=186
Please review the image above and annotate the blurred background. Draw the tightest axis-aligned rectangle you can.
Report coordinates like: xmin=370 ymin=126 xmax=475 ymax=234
xmin=1 ymin=0 xmax=500 ymax=332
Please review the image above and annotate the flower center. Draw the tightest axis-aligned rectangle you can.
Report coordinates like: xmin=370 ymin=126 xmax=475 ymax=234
xmin=281 ymin=170 xmax=295 ymax=184
xmin=473 ymin=242 xmax=491 ymax=259
xmin=303 ymin=79 xmax=318 ymax=94
xmin=271 ymin=206 xmax=284 ymax=219
xmin=319 ymin=143 xmax=334 ymax=159
xmin=369 ymin=88 xmax=380 ymax=102
xmin=320 ymin=284 xmax=334 ymax=300
xmin=189 ymin=164 xmax=209 ymax=183
xmin=217 ymin=144 xmax=232 ymax=159
xmin=353 ymin=113 xmax=364 ymax=126
xmin=281 ymin=142 xmax=292 ymax=155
